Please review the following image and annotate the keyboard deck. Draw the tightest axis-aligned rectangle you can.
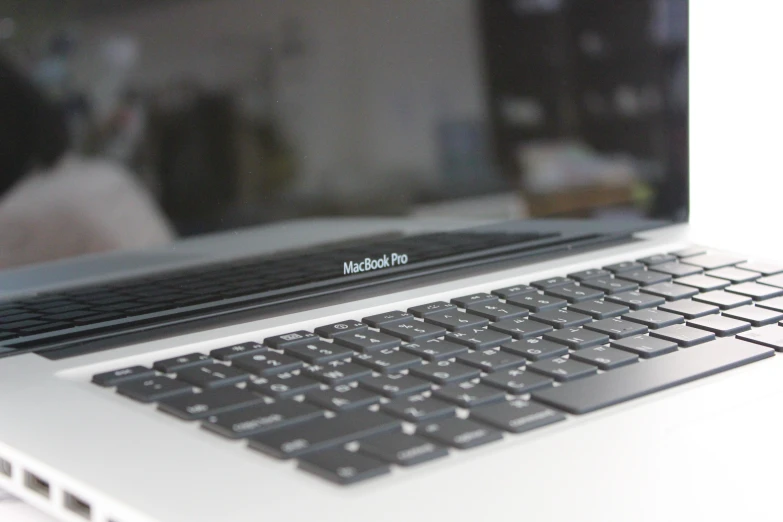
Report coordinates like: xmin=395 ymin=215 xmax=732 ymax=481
xmin=92 ymin=247 xmax=783 ymax=485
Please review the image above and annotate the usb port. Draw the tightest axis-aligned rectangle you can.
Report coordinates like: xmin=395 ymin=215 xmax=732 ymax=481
xmin=24 ymin=471 xmax=50 ymax=498
xmin=64 ymin=492 xmax=92 ymax=519
xmin=0 ymin=458 xmax=11 ymax=477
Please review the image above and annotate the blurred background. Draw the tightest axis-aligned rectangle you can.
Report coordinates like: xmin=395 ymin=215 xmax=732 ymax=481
xmin=0 ymin=0 xmax=687 ymax=268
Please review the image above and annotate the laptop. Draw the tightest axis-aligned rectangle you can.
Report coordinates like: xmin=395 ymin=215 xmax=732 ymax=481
xmin=1 ymin=1 xmax=781 ymax=520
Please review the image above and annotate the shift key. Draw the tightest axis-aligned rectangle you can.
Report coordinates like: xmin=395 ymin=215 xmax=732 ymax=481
xmin=248 ymin=410 xmax=402 ymax=459
xmin=532 ymin=338 xmax=773 ymax=414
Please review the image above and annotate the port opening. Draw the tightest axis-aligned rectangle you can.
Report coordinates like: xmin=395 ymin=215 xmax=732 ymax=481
xmin=24 ymin=471 xmax=50 ymax=498
xmin=64 ymin=492 xmax=92 ymax=519
xmin=0 ymin=457 xmax=11 ymax=477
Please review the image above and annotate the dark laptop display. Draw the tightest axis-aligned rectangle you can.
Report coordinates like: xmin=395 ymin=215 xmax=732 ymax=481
xmin=0 ymin=0 xmax=688 ymax=355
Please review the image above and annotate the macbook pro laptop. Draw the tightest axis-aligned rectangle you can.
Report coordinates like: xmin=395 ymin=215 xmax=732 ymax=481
xmin=1 ymin=1 xmax=782 ymax=521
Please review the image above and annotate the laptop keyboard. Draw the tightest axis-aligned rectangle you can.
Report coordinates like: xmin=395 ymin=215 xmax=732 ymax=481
xmin=92 ymin=247 xmax=783 ymax=485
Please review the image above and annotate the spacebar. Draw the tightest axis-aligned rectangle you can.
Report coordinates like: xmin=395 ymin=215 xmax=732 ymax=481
xmin=532 ymin=338 xmax=774 ymax=414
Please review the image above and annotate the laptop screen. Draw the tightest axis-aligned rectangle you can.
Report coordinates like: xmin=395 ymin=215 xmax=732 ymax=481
xmin=0 ymin=0 xmax=687 ymax=271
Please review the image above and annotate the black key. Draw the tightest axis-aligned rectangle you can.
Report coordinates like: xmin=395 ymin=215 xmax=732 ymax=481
xmin=116 ymin=376 xmax=194 ymax=403
xmin=650 ymin=324 xmax=716 ymax=347
xmin=682 ymin=253 xmax=745 ymax=270
xmin=298 ymin=448 xmax=390 ymax=485
xmin=248 ymin=410 xmax=402 ymax=459
xmin=603 ymin=261 xmax=644 ymax=273
xmin=491 ymin=284 xmax=537 ymax=299
xmin=380 ymin=321 xmax=447 ymax=342
xmin=409 ymin=360 xmax=481 ymax=385
xmin=622 ymin=309 xmax=684 ymax=329
xmin=153 ymin=353 xmax=212 ymax=373
xmin=471 ymin=400 xmax=565 ymax=433
xmin=18 ymin=321 xmax=73 ymax=335
xmin=92 ymin=366 xmax=155 ymax=387
xmin=466 ymin=302 xmax=528 ymax=321
xmin=418 ymin=417 xmax=503 ymax=449
xmin=202 ymin=401 xmax=324 ymax=439
xmin=543 ymin=327 xmax=610 ymax=350
xmin=738 ymin=261 xmax=783 ymax=276
xmin=353 ymin=348 xmax=422 ymax=373
xmin=726 ymin=282 xmax=783 ymax=301
xmin=176 ymin=364 xmax=251 ymax=389
xmin=533 ymin=338 xmax=773 ymax=414
xmin=433 ymin=381 xmax=506 ymax=408
xmin=456 ymin=348 xmax=527 ymax=372
xmin=210 ymin=342 xmax=266 ymax=361
xmin=616 ymin=270 xmax=672 ymax=286
xmin=359 ymin=373 xmax=432 ymax=398
xmin=265 ymin=330 xmax=318 ymax=349
xmin=605 ymin=291 xmax=665 ymax=310
xmin=638 ymin=254 xmax=677 ymax=265
xmin=284 ymin=340 xmax=354 ymax=364
xmin=315 ymin=320 xmax=367 ymax=339
xmin=737 ymin=325 xmax=783 ymax=351
xmin=570 ymin=345 xmax=639 ymax=370
xmin=759 ymin=274 xmax=783 ymax=288
xmin=671 ymin=247 xmax=706 ymax=258
xmin=73 ymin=313 xmax=124 ymax=325
xmin=507 ymin=294 xmax=567 ymax=313
xmin=358 ymin=433 xmax=448 ymax=467
xmin=333 ymin=330 xmax=401 ymax=352
xmin=723 ymin=305 xmax=783 ymax=327
xmin=567 ymin=268 xmax=611 ymax=282
xmin=362 ymin=310 xmax=414 ymax=328
xmin=158 ymin=387 xmax=265 ymax=420
xmin=611 ymin=335 xmax=678 ymax=358
xmin=423 ymin=311 xmax=489 ymax=332
xmin=581 ymin=277 xmax=639 ymax=295
xmin=687 ymin=315 xmax=752 ymax=337
xmin=306 ymin=384 xmax=381 ymax=412
xmin=247 ymin=372 xmax=321 ymax=398
xmin=652 ymin=262 xmax=703 ymax=277
xmin=304 ymin=360 xmax=373 ymax=385
xmin=641 ymin=282 xmax=699 ymax=301
xmin=659 ymin=299 xmax=720 ymax=319
xmin=381 ymin=393 xmax=456 ymax=423
xmin=408 ymin=301 xmax=457 ymax=318
xmin=531 ymin=309 xmax=591 ymax=329
xmin=544 ymin=284 xmax=604 ymax=303
xmin=446 ymin=327 xmax=512 ymax=350
xmin=758 ymin=297 xmax=783 ymax=313
xmin=568 ymin=300 xmax=629 ymax=320
xmin=47 ymin=310 xmax=93 ymax=321
xmin=489 ymin=318 xmax=554 ymax=339
xmin=451 ymin=293 xmax=498 ymax=308
xmin=231 ymin=352 xmax=303 ymax=376
xmin=528 ymin=356 xmax=598 ymax=382
xmin=400 ymin=339 xmax=468 ymax=361
xmin=0 ymin=312 xmax=39 ymax=323
xmin=530 ymin=276 xmax=573 ymax=290
xmin=694 ymin=290 xmax=752 ymax=310
xmin=501 ymin=338 xmax=569 ymax=361
xmin=585 ymin=318 xmax=648 ymax=339
xmin=482 ymin=367 xmax=553 ymax=394
xmin=676 ymin=274 xmax=731 ymax=292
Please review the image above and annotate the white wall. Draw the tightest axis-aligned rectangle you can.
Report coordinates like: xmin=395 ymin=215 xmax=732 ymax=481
xmin=71 ymin=0 xmax=488 ymax=198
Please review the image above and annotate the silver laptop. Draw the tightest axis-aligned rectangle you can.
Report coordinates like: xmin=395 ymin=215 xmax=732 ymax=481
xmin=2 ymin=1 xmax=781 ymax=521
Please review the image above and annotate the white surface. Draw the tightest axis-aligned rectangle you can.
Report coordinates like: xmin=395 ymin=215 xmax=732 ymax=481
xmin=1 ymin=227 xmax=782 ymax=522
xmin=4 ymin=0 xmax=783 ymax=521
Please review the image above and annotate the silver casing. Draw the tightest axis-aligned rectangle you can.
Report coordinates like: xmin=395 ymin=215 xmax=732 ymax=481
xmin=1 ymin=219 xmax=782 ymax=522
